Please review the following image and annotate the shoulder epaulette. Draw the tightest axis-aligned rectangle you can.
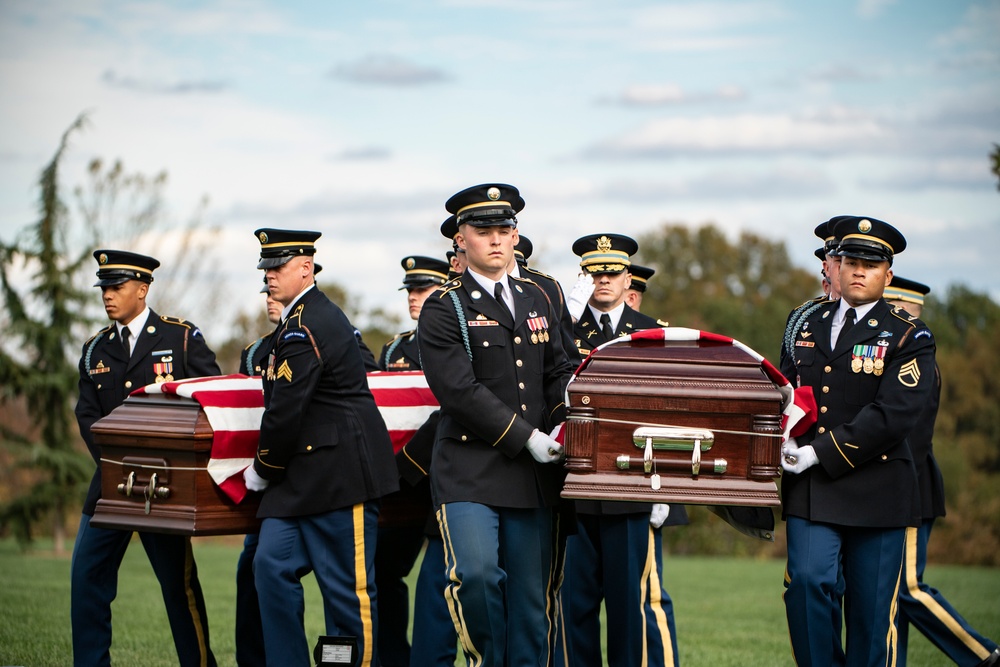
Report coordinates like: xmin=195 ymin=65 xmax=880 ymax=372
xmin=286 ymin=303 xmax=305 ymax=326
xmin=160 ymin=315 xmax=193 ymax=328
xmin=522 ymin=266 xmax=556 ymax=282
xmin=387 ymin=329 xmax=415 ymax=343
xmin=656 ymin=319 xmax=669 ymax=327
xmin=889 ymin=306 xmax=918 ymax=327
xmin=85 ymin=324 xmax=114 ymax=345
xmin=436 ymin=278 xmax=462 ymax=297
xmin=243 ymin=336 xmax=265 ymax=352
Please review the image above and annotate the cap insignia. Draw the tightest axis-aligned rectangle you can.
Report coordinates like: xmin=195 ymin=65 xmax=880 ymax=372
xmin=858 ymin=219 xmax=872 ymax=233
xmin=487 ymin=187 xmax=501 ymax=200
xmin=596 ymin=236 xmax=613 ymax=253
xmin=406 ymin=257 xmax=415 ymax=269
xmin=258 ymin=231 xmax=268 ymax=244
xmin=99 ymin=253 xmax=108 ymax=265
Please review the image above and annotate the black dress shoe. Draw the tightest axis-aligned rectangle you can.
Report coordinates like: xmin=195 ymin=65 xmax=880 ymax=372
xmin=977 ymin=648 xmax=1000 ymax=667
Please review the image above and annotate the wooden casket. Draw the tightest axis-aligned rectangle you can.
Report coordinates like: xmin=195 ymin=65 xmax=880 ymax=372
xmin=562 ymin=334 xmax=784 ymax=507
xmin=90 ymin=392 xmax=262 ymax=535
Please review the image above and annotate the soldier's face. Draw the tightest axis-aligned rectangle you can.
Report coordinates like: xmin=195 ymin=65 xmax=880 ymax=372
xmin=264 ymin=256 xmax=313 ymax=306
xmin=101 ymin=279 xmax=147 ymax=324
xmin=840 ymin=256 xmax=892 ymax=307
xmin=625 ymin=289 xmax=643 ymax=311
xmin=590 ymin=271 xmax=631 ymax=311
xmin=456 ymin=225 xmax=517 ymax=279
xmin=407 ymin=285 xmax=437 ymax=320
xmin=265 ymin=294 xmax=282 ymax=324
xmin=450 ymin=250 xmax=467 ymax=274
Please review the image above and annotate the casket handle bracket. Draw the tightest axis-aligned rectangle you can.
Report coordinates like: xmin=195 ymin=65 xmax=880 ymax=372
xmin=633 ymin=427 xmax=716 ymax=477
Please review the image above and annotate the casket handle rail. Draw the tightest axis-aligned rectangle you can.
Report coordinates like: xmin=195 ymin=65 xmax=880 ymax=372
xmin=628 ymin=427 xmax=723 ymax=477
xmin=117 ymin=469 xmax=172 ymax=514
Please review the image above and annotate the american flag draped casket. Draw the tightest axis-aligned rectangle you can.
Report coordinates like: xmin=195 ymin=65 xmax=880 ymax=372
xmin=89 ymin=372 xmax=439 ymax=535
xmin=562 ymin=328 xmax=816 ymax=508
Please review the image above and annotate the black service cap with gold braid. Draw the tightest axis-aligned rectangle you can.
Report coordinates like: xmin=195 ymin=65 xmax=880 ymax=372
xmin=628 ymin=264 xmax=655 ymax=292
xmin=254 ymin=228 xmax=321 ymax=269
xmin=439 ymin=214 xmax=459 ymax=240
xmin=399 ymin=255 xmax=450 ymax=290
xmin=92 ymin=249 xmax=160 ymax=287
xmin=814 ymin=215 xmax=853 ymax=256
xmin=883 ymin=276 xmax=929 ymax=306
xmin=832 ymin=216 xmax=906 ymax=264
xmin=445 ymin=183 xmax=524 ymax=227
xmin=572 ymin=233 xmax=638 ymax=275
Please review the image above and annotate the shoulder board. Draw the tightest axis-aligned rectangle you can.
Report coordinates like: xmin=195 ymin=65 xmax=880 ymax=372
xmin=160 ymin=315 xmax=192 ymax=328
xmin=522 ymin=266 xmax=556 ymax=282
xmin=656 ymin=319 xmax=669 ymax=327
xmin=436 ymin=278 xmax=462 ymax=297
xmin=794 ymin=295 xmax=828 ymax=311
xmin=243 ymin=335 xmax=266 ymax=352
xmin=388 ymin=329 xmax=415 ymax=343
xmin=85 ymin=324 xmax=114 ymax=345
xmin=889 ymin=307 xmax=918 ymax=328
xmin=286 ymin=303 xmax=305 ymax=326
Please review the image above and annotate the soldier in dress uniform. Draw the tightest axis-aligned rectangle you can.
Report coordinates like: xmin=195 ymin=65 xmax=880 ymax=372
xmin=72 ymin=250 xmax=220 ymax=667
xmin=885 ymin=278 xmax=1000 ymax=667
xmin=242 ymin=229 xmax=398 ymax=667
xmin=558 ymin=234 xmax=680 ymax=667
xmin=623 ymin=262 xmax=654 ymax=311
xmin=417 ymin=183 xmax=574 ymax=667
xmin=780 ymin=216 xmax=937 ymax=666
xmin=374 ymin=254 xmax=456 ymax=667
xmin=441 ymin=214 xmax=468 ymax=279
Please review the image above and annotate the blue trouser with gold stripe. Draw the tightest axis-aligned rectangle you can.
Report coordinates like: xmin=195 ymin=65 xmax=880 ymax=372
xmin=411 ymin=535 xmax=460 ymax=667
xmin=437 ymin=502 xmax=556 ymax=667
xmin=898 ymin=519 xmax=998 ymax=666
xmin=255 ymin=502 xmax=380 ymax=667
xmin=557 ymin=512 xmax=678 ymax=667
xmin=785 ymin=517 xmax=905 ymax=667
xmin=71 ymin=513 xmax=215 ymax=667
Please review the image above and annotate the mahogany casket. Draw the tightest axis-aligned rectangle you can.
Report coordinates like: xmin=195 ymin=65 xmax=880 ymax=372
xmin=562 ymin=336 xmax=784 ymax=507
xmin=90 ymin=392 xmax=261 ymax=535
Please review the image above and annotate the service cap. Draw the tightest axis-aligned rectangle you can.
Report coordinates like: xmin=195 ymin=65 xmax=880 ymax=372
xmin=92 ymin=249 xmax=159 ymax=287
xmin=883 ymin=276 xmax=929 ymax=306
xmin=445 ymin=183 xmax=524 ymax=228
xmin=514 ymin=235 xmax=533 ymax=267
xmin=833 ymin=216 xmax=906 ymax=264
xmin=399 ymin=255 xmax=450 ymax=290
xmin=572 ymin=233 xmax=638 ymax=275
xmin=628 ymin=264 xmax=655 ymax=293
xmin=254 ymin=228 xmax=320 ymax=270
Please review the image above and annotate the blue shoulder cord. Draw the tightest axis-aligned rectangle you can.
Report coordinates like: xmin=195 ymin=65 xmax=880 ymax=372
xmin=245 ymin=338 xmax=263 ymax=375
xmin=84 ymin=332 xmax=105 ymax=373
xmin=783 ymin=300 xmax=826 ymax=366
xmin=446 ymin=291 xmax=473 ymax=361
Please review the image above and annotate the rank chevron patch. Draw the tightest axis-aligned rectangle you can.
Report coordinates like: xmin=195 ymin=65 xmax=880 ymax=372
xmin=898 ymin=359 xmax=921 ymax=387
xmin=276 ymin=360 xmax=293 ymax=382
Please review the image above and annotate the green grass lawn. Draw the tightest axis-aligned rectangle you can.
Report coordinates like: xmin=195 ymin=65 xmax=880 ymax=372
xmin=0 ymin=536 xmax=997 ymax=666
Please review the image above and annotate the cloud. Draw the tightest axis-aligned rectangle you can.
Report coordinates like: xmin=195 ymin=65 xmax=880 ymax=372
xmin=596 ymin=167 xmax=835 ymax=202
xmin=601 ymin=84 xmax=746 ymax=107
xmin=329 ymin=146 xmax=392 ymax=161
xmin=329 ymin=54 xmax=450 ymax=86
xmin=857 ymin=0 xmax=897 ymax=19
xmin=861 ymin=159 xmax=994 ymax=191
xmin=101 ymin=69 xmax=229 ymax=94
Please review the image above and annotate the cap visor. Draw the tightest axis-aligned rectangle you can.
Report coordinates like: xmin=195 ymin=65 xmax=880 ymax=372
xmin=93 ymin=275 xmax=132 ymax=287
xmin=257 ymin=256 xmax=293 ymax=270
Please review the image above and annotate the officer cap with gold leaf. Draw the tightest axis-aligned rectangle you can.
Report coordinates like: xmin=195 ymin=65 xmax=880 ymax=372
xmin=883 ymin=276 xmax=930 ymax=306
xmin=572 ymin=233 xmax=638 ymax=275
xmin=628 ymin=264 xmax=655 ymax=293
xmin=254 ymin=228 xmax=321 ymax=269
xmin=833 ymin=216 xmax=906 ymax=264
xmin=514 ymin=236 xmax=533 ymax=267
xmin=399 ymin=255 xmax=450 ymax=290
xmin=92 ymin=249 xmax=160 ymax=287
xmin=445 ymin=183 xmax=524 ymax=228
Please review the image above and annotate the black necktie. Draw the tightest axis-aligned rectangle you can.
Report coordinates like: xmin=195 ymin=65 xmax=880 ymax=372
xmin=842 ymin=308 xmax=857 ymax=337
xmin=600 ymin=313 xmax=614 ymax=341
xmin=121 ymin=326 xmax=132 ymax=357
xmin=494 ymin=281 xmax=513 ymax=321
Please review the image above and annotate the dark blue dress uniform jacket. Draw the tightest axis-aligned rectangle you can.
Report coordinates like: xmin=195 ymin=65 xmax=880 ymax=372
xmin=520 ymin=266 xmax=577 ymax=370
xmin=253 ymin=287 xmax=399 ymax=518
xmin=912 ymin=363 xmax=946 ymax=520
xmin=379 ymin=329 xmax=421 ymax=371
xmin=76 ymin=311 xmax=221 ymax=515
xmin=417 ymin=274 xmax=574 ymax=509
xmin=781 ymin=299 xmax=936 ymax=528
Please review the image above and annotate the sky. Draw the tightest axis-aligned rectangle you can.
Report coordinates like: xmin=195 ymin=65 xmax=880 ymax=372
xmin=1 ymin=0 xmax=998 ymax=336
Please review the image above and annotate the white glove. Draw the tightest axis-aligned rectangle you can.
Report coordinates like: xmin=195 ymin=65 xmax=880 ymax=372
xmin=781 ymin=438 xmax=819 ymax=474
xmin=566 ymin=272 xmax=594 ymax=321
xmin=650 ymin=503 xmax=670 ymax=528
xmin=526 ymin=429 xmax=564 ymax=464
xmin=243 ymin=464 xmax=269 ymax=491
